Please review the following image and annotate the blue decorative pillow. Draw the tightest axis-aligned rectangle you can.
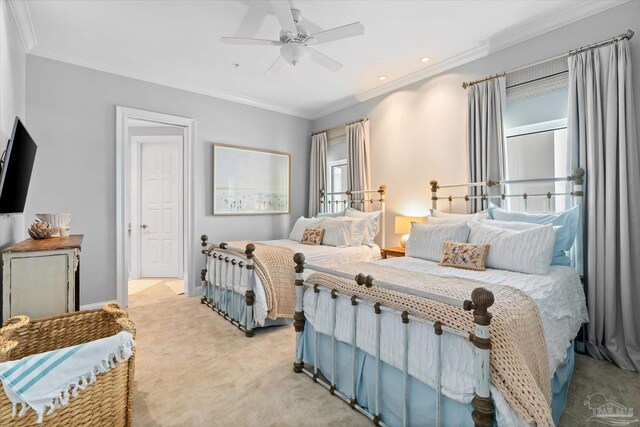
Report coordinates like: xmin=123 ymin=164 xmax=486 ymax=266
xmin=487 ymin=204 xmax=580 ymax=266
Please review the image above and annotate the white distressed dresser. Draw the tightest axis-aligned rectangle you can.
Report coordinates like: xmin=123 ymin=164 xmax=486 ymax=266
xmin=1 ymin=235 xmax=83 ymax=322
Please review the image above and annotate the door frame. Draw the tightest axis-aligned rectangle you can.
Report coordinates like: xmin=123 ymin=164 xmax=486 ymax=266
xmin=130 ymin=135 xmax=184 ymax=280
xmin=116 ymin=107 xmax=195 ymax=307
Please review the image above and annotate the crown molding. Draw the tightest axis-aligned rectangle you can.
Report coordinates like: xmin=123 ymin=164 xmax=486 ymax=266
xmin=28 ymin=45 xmax=315 ymax=119
xmin=7 ymin=0 xmax=628 ymax=122
xmin=8 ymin=0 xmax=37 ymax=52
xmin=307 ymin=0 xmax=628 ymax=120
xmin=309 ymin=44 xmax=492 ymax=119
xmin=12 ymin=0 xmax=313 ymax=119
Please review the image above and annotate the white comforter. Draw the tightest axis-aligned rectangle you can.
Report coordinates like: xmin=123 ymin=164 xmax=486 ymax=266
xmin=206 ymin=240 xmax=381 ymax=325
xmin=303 ymin=257 xmax=588 ymax=426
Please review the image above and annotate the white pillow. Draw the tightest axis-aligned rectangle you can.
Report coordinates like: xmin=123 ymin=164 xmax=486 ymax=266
xmin=345 ymin=207 xmax=382 ymax=246
xmin=406 ymin=222 xmax=470 ymax=262
xmin=347 ymin=218 xmax=368 ymax=246
xmin=318 ymin=217 xmax=367 ymax=247
xmin=468 ymin=221 xmax=555 ymax=275
xmin=320 ymin=217 xmax=353 ymax=248
xmin=479 ymin=219 xmax=563 ymax=241
xmin=478 ymin=218 xmax=539 ymax=231
xmin=289 ymin=217 xmax=322 ymax=241
xmin=426 ymin=216 xmax=471 ymax=225
xmin=429 ymin=209 xmax=489 ymax=223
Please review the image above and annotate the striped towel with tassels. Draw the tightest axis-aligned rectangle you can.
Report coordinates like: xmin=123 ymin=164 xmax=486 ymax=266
xmin=0 ymin=330 xmax=135 ymax=423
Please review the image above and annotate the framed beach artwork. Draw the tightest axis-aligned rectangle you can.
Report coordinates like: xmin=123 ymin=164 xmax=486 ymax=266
xmin=213 ymin=144 xmax=290 ymax=215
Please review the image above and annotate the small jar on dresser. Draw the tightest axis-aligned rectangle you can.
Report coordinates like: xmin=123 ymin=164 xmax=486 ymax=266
xmin=1 ymin=235 xmax=83 ymax=322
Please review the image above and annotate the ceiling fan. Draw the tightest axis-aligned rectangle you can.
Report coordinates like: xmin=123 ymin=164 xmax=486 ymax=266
xmin=221 ymin=1 xmax=364 ymax=75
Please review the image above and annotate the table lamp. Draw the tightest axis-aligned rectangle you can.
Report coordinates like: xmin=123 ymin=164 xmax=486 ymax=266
xmin=394 ymin=216 xmax=425 ymax=248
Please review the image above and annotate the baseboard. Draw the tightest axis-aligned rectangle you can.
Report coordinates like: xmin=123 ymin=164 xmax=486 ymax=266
xmin=80 ymin=300 xmax=117 ymax=311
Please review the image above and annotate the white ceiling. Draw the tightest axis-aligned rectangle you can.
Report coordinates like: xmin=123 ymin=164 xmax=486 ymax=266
xmin=11 ymin=0 xmax=624 ymax=119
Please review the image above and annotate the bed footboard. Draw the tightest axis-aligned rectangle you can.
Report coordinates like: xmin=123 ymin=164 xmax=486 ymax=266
xmin=200 ymin=235 xmax=257 ymax=337
xmin=293 ymin=254 xmax=495 ymax=427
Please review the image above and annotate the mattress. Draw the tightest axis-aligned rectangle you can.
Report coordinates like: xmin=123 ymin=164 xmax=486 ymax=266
xmin=302 ymin=256 xmax=588 ymax=426
xmin=206 ymin=240 xmax=381 ymax=325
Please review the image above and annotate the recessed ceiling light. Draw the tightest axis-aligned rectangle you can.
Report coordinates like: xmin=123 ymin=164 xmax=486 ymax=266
xmin=420 ymin=57 xmax=430 ymax=63
xmin=378 ymin=76 xmax=387 ymax=81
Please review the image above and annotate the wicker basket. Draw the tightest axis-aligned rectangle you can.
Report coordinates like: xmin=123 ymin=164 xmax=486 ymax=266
xmin=0 ymin=303 xmax=136 ymax=426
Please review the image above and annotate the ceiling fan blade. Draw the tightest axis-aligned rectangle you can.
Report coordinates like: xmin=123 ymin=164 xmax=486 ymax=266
xmin=221 ymin=37 xmax=281 ymax=46
xmin=266 ymin=55 xmax=287 ymax=75
xmin=301 ymin=17 xmax=323 ymax=35
xmin=270 ymin=0 xmax=297 ymax=34
xmin=308 ymin=48 xmax=342 ymax=72
xmin=309 ymin=22 xmax=364 ymax=45
xmin=287 ymin=0 xmax=323 ymax=34
xmin=235 ymin=0 xmax=271 ymax=37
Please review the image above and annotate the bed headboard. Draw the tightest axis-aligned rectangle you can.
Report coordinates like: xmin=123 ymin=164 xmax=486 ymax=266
xmin=319 ymin=185 xmax=387 ymax=248
xmin=429 ymin=168 xmax=585 ymax=214
xmin=430 ymin=168 xmax=585 ymax=272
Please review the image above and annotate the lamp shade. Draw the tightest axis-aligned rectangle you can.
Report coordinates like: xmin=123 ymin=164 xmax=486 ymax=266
xmin=394 ymin=216 xmax=425 ymax=234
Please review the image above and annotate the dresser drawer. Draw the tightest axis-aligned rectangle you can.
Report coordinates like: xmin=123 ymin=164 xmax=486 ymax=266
xmin=9 ymin=254 xmax=70 ymax=320
xmin=2 ymin=235 xmax=83 ymax=322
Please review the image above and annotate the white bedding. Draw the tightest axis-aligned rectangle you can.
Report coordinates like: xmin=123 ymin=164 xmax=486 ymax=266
xmin=303 ymin=256 xmax=588 ymax=426
xmin=262 ymin=239 xmax=381 ymax=272
xmin=206 ymin=240 xmax=381 ymax=325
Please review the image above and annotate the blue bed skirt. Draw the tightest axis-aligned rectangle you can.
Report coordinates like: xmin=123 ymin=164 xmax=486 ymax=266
xmin=203 ymin=286 xmax=290 ymax=328
xmin=298 ymin=323 xmax=574 ymax=426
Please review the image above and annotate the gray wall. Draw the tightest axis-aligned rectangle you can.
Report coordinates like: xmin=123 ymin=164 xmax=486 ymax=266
xmin=312 ymin=1 xmax=640 ymax=248
xmin=0 ymin=2 xmax=26 ymax=248
xmin=25 ymin=56 xmax=311 ymax=305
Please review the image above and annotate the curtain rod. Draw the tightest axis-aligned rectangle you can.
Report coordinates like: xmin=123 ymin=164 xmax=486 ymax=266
xmin=461 ymin=29 xmax=634 ymax=89
xmin=311 ymin=117 xmax=368 ymax=136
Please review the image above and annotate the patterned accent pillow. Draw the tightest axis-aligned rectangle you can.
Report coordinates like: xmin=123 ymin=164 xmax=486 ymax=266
xmin=439 ymin=241 xmax=490 ymax=271
xmin=301 ymin=228 xmax=325 ymax=245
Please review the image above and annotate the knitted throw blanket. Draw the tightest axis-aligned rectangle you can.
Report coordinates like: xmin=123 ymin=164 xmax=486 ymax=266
xmin=307 ymin=262 xmax=553 ymax=426
xmin=229 ymin=241 xmax=296 ymax=320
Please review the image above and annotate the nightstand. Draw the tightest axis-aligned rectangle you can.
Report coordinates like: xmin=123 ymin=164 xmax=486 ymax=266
xmin=381 ymin=246 xmax=405 ymax=259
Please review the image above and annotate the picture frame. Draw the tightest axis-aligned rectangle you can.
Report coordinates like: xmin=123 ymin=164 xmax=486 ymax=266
xmin=212 ymin=144 xmax=291 ymax=215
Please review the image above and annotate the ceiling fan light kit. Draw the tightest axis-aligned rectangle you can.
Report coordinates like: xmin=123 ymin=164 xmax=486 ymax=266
xmin=280 ymin=43 xmax=310 ymax=67
xmin=221 ymin=1 xmax=364 ymax=74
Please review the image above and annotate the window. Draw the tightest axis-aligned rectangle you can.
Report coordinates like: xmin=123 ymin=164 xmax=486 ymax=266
xmin=503 ymin=57 xmax=570 ymax=212
xmin=328 ymin=160 xmax=348 ymax=209
xmin=325 ymin=123 xmax=349 ymax=212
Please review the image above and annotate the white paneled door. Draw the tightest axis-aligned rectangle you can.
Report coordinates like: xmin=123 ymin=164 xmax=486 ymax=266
xmin=140 ymin=140 xmax=182 ymax=277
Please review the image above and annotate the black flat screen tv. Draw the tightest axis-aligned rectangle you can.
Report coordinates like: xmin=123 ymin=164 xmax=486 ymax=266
xmin=0 ymin=117 xmax=37 ymax=214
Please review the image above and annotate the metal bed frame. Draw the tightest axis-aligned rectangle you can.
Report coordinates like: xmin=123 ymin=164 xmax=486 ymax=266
xmin=430 ymin=168 xmax=584 ymax=213
xmin=200 ymin=185 xmax=387 ymax=337
xmin=292 ymin=168 xmax=585 ymax=427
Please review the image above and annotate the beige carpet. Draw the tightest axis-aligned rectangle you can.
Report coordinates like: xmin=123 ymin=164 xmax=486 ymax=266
xmin=127 ymin=285 xmax=640 ymax=426
xmin=164 ymin=279 xmax=184 ymax=295
xmin=128 ymin=279 xmax=163 ymax=296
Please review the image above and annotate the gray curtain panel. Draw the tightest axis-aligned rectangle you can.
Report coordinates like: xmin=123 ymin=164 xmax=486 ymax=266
xmin=567 ymin=39 xmax=640 ymax=372
xmin=308 ymin=132 xmax=327 ymax=217
xmin=467 ymin=77 xmax=506 ymax=213
xmin=346 ymin=120 xmax=372 ymax=212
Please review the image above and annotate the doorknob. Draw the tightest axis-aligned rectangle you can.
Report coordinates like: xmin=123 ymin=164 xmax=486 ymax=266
xmin=140 ymin=224 xmax=149 ymax=229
